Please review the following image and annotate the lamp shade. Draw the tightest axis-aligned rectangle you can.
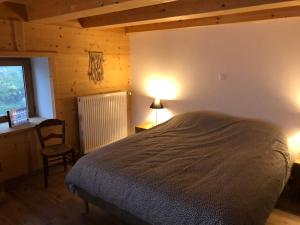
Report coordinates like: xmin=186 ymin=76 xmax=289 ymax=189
xmin=150 ymin=98 xmax=164 ymax=109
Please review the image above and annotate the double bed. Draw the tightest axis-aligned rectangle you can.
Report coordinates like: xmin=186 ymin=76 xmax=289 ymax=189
xmin=65 ymin=111 xmax=292 ymax=225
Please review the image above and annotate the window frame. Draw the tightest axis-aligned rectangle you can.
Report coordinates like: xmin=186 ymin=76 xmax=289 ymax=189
xmin=0 ymin=58 xmax=36 ymax=123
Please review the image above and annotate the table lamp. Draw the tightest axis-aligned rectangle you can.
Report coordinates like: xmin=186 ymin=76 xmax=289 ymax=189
xmin=150 ymin=98 xmax=164 ymax=125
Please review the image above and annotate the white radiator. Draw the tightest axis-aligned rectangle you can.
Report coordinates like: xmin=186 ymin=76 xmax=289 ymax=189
xmin=77 ymin=91 xmax=128 ymax=154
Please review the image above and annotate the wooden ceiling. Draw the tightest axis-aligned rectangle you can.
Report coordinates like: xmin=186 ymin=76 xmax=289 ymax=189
xmin=1 ymin=0 xmax=300 ymax=32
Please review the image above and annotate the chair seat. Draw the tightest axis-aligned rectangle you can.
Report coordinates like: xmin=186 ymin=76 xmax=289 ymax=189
xmin=41 ymin=144 xmax=73 ymax=157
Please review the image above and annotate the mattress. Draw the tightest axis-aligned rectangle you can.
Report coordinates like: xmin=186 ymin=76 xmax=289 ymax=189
xmin=65 ymin=111 xmax=292 ymax=225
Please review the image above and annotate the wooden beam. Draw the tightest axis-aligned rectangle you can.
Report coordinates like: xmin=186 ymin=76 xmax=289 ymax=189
xmin=3 ymin=2 xmax=27 ymax=20
xmin=80 ymin=0 xmax=300 ymax=28
xmin=27 ymin=0 xmax=176 ymax=23
xmin=0 ymin=51 xmax=57 ymax=58
xmin=12 ymin=20 xmax=25 ymax=51
xmin=126 ymin=5 xmax=300 ymax=32
xmin=8 ymin=0 xmax=27 ymax=4
xmin=0 ymin=0 xmax=28 ymax=4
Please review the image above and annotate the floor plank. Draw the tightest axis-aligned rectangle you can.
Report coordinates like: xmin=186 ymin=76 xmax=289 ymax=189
xmin=0 ymin=169 xmax=124 ymax=225
xmin=0 ymin=169 xmax=300 ymax=225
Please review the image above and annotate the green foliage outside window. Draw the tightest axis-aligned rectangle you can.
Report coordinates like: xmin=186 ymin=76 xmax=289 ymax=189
xmin=0 ymin=66 xmax=26 ymax=116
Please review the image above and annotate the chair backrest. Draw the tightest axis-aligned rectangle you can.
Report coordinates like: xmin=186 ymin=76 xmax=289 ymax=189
xmin=36 ymin=119 xmax=65 ymax=148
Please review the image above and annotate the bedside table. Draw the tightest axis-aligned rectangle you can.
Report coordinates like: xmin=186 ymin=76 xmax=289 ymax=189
xmin=289 ymin=156 xmax=300 ymax=199
xmin=135 ymin=122 xmax=155 ymax=133
xmin=292 ymin=157 xmax=300 ymax=182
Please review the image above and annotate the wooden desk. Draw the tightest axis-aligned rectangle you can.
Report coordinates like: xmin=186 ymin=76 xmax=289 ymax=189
xmin=0 ymin=117 xmax=45 ymax=183
xmin=0 ymin=117 xmax=45 ymax=137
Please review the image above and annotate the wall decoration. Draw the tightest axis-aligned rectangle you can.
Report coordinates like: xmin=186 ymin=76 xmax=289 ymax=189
xmin=88 ymin=51 xmax=104 ymax=83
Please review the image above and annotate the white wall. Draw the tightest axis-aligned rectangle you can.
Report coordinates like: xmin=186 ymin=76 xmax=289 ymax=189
xmin=130 ymin=18 xmax=300 ymax=135
xmin=31 ymin=58 xmax=55 ymax=119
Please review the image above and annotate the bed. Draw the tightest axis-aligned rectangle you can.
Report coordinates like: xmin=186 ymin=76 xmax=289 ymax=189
xmin=65 ymin=111 xmax=292 ymax=225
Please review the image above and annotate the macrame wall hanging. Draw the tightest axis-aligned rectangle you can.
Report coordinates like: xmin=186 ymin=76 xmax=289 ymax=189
xmin=88 ymin=51 xmax=104 ymax=83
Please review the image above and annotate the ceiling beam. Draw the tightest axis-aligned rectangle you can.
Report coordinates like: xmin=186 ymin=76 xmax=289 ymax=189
xmin=2 ymin=2 xmax=27 ymax=20
xmin=9 ymin=0 xmax=27 ymax=4
xmin=0 ymin=0 xmax=28 ymax=4
xmin=126 ymin=5 xmax=300 ymax=33
xmin=26 ymin=0 xmax=176 ymax=23
xmin=79 ymin=0 xmax=300 ymax=28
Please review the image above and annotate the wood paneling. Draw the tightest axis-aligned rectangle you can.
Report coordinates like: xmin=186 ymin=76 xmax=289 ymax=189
xmin=0 ymin=19 xmax=130 ymax=181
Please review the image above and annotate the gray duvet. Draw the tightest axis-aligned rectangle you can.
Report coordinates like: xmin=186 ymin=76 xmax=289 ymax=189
xmin=66 ymin=111 xmax=292 ymax=225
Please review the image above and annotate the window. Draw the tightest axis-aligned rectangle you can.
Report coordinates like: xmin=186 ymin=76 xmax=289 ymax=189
xmin=0 ymin=58 xmax=35 ymax=123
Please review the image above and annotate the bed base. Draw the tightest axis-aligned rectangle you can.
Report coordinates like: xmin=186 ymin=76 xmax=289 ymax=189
xmin=76 ymin=187 xmax=150 ymax=225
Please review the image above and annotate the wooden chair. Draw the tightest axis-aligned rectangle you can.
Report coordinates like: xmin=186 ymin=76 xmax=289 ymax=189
xmin=36 ymin=119 xmax=76 ymax=187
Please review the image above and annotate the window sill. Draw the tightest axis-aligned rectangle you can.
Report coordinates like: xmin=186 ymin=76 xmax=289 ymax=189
xmin=0 ymin=117 xmax=46 ymax=137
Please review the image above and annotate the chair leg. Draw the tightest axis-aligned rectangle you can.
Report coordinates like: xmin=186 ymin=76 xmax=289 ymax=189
xmin=84 ymin=199 xmax=89 ymax=214
xmin=71 ymin=149 xmax=76 ymax=165
xmin=43 ymin=156 xmax=48 ymax=188
xmin=63 ymin=154 xmax=67 ymax=171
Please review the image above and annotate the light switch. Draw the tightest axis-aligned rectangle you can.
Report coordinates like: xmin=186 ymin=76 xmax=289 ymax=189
xmin=219 ymin=73 xmax=228 ymax=81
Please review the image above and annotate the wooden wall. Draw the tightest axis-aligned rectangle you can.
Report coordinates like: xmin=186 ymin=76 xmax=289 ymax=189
xmin=0 ymin=19 xmax=130 ymax=147
xmin=0 ymin=18 xmax=130 ymax=181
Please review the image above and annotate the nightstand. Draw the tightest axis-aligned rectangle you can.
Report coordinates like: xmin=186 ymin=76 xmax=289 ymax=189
xmin=289 ymin=156 xmax=300 ymax=199
xmin=292 ymin=157 xmax=300 ymax=183
xmin=135 ymin=122 xmax=155 ymax=133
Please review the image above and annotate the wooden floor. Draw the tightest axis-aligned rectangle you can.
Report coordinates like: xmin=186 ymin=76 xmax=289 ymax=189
xmin=1 ymin=169 xmax=300 ymax=225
